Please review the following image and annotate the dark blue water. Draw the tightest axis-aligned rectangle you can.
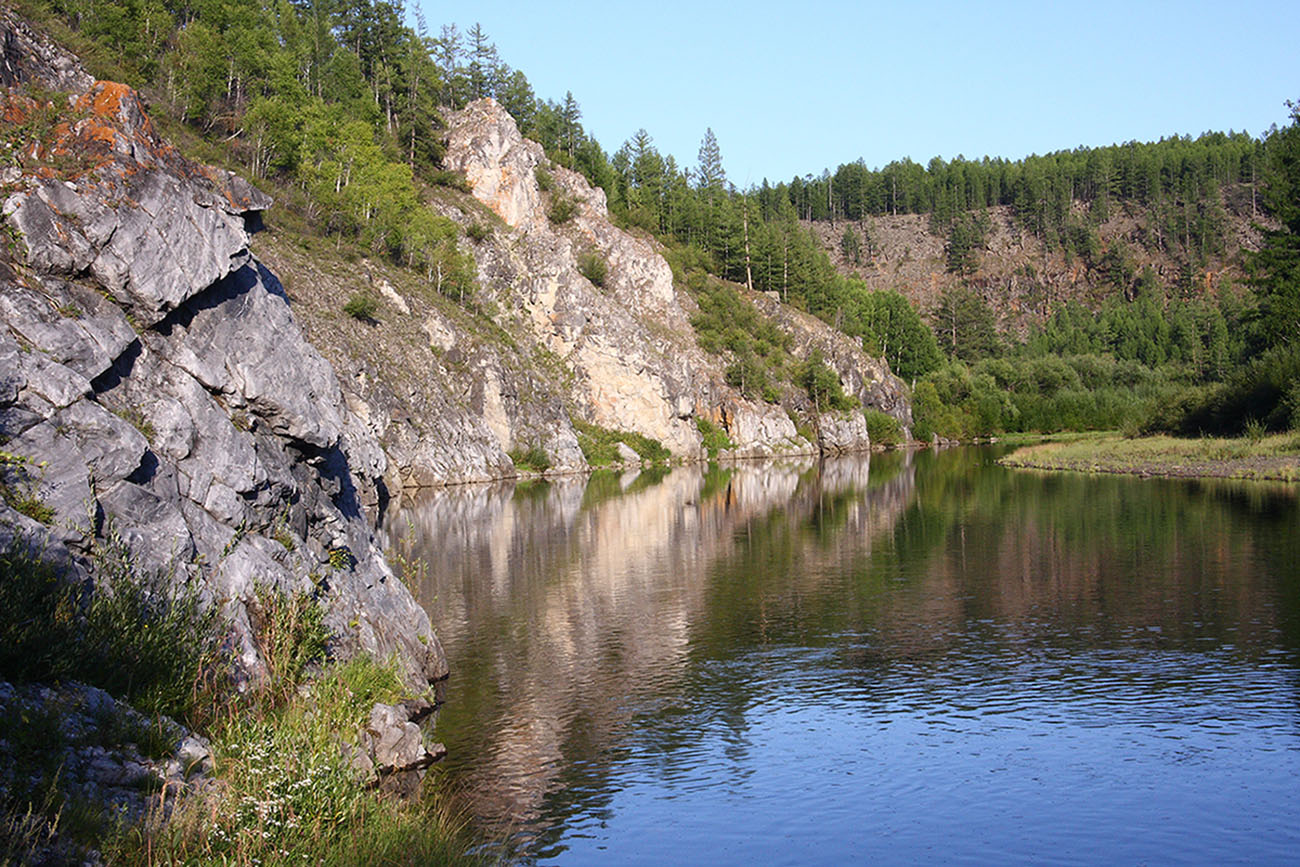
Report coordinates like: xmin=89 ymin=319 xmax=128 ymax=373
xmin=390 ymin=448 xmax=1300 ymax=864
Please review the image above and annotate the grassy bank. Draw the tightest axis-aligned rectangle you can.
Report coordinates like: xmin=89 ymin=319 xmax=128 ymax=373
xmin=998 ymin=433 xmax=1300 ymax=482
xmin=0 ymin=538 xmax=482 ymax=865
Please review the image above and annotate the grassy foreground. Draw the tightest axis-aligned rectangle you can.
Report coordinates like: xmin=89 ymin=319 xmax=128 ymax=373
xmin=998 ymin=432 xmax=1300 ymax=482
xmin=0 ymin=535 xmax=483 ymax=865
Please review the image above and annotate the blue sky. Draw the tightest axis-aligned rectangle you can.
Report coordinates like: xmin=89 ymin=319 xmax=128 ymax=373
xmin=417 ymin=0 xmax=1299 ymax=186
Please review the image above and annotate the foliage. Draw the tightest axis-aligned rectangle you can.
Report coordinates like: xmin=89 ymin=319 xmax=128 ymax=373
xmin=508 ymin=443 xmax=551 ymax=473
xmin=547 ymin=193 xmax=579 ymax=224
xmin=344 ymin=291 xmax=379 ymax=321
xmin=577 ymin=250 xmax=608 ymax=288
xmin=688 ymin=274 xmax=790 ymax=402
xmin=247 ymin=586 xmax=329 ymax=703
xmin=572 ymin=419 xmax=671 ymax=465
xmin=145 ymin=653 xmax=478 ymax=864
xmin=465 ymin=221 xmax=491 ymax=242
xmin=796 ymin=349 xmax=855 ymax=412
xmin=863 ymin=409 xmax=903 ymax=446
xmin=696 ymin=417 xmax=735 ymax=458
xmin=0 ymin=450 xmax=55 ymax=524
xmin=0 ymin=532 xmax=228 ymax=723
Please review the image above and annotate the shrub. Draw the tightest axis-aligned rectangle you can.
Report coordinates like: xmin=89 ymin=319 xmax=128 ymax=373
xmin=0 ymin=532 xmax=229 ymax=722
xmin=547 ymin=194 xmax=578 ymax=224
xmin=508 ymin=443 xmax=551 ymax=473
xmin=247 ymin=586 xmax=329 ymax=703
xmin=572 ymin=419 xmax=672 ymax=465
xmin=343 ymin=292 xmax=379 ymax=321
xmin=0 ymin=450 xmax=56 ymax=524
xmin=465 ymin=222 xmax=490 ymax=242
xmin=577 ymin=250 xmax=608 ymax=288
xmin=797 ymin=349 xmax=856 ymax=412
xmin=863 ymin=409 xmax=903 ymax=446
xmin=534 ymin=166 xmax=555 ymax=192
xmin=696 ymin=417 xmax=735 ymax=458
xmin=427 ymin=169 xmax=471 ymax=192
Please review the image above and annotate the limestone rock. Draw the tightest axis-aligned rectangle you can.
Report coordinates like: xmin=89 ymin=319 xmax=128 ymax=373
xmin=0 ymin=33 xmax=444 ymax=694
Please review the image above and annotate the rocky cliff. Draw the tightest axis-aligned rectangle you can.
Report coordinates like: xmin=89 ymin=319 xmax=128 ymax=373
xmin=261 ymin=98 xmax=912 ymax=492
xmin=0 ymin=14 xmax=444 ymax=693
xmin=812 ymin=199 xmax=1266 ymax=337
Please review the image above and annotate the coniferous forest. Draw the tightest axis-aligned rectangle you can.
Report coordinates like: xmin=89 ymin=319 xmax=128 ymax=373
xmin=19 ymin=0 xmax=1299 ymax=442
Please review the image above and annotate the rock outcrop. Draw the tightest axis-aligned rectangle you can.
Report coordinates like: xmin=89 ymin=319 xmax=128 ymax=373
xmin=253 ymin=99 xmax=911 ymax=492
xmin=0 ymin=15 xmax=445 ymax=695
xmin=434 ymin=98 xmax=909 ymax=470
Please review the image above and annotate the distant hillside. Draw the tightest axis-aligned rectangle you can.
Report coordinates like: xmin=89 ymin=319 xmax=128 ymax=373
xmin=807 ymin=189 xmax=1269 ymax=335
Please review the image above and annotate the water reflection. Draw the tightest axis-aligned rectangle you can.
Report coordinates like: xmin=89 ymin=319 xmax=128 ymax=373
xmin=387 ymin=449 xmax=1300 ymax=864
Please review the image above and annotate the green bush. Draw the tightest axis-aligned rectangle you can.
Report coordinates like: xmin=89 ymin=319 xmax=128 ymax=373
xmin=548 ymin=194 xmax=578 ymax=224
xmin=465 ymin=222 xmax=490 ymax=242
xmin=343 ymin=292 xmax=379 ymax=320
xmin=797 ymin=349 xmax=856 ymax=412
xmin=0 ymin=450 xmax=55 ymax=524
xmin=508 ymin=443 xmax=551 ymax=473
xmin=572 ymin=419 xmax=671 ymax=465
xmin=863 ymin=409 xmax=903 ymax=446
xmin=534 ymin=166 xmax=555 ymax=192
xmin=696 ymin=417 xmax=735 ymax=458
xmin=248 ymin=586 xmax=329 ymax=703
xmin=577 ymin=250 xmax=608 ymax=287
xmin=428 ymin=169 xmax=471 ymax=192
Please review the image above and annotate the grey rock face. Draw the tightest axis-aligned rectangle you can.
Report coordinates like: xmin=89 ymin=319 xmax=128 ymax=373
xmin=0 ymin=39 xmax=443 ymax=693
xmin=353 ymin=700 xmax=447 ymax=797
xmin=443 ymin=99 xmax=912 ymax=463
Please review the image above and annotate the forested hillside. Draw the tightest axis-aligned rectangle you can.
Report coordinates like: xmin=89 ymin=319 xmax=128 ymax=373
xmin=15 ymin=0 xmax=1299 ymax=441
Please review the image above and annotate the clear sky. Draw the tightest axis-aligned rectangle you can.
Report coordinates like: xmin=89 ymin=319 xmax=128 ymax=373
xmin=415 ymin=0 xmax=1299 ymax=187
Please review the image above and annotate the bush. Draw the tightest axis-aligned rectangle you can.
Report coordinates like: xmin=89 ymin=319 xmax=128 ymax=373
xmin=247 ymin=587 xmax=329 ymax=703
xmin=508 ymin=443 xmax=551 ymax=473
xmin=465 ymin=222 xmax=490 ymax=243
xmin=0 ymin=451 xmax=55 ymax=524
xmin=797 ymin=349 xmax=856 ymax=412
xmin=427 ymin=169 xmax=471 ymax=192
xmin=534 ymin=166 xmax=555 ymax=192
xmin=547 ymin=194 xmax=578 ymax=224
xmin=343 ymin=292 xmax=379 ymax=321
xmin=696 ymin=417 xmax=735 ymax=458
xmin=572 ymin=419 xmax=671 ymax=465
xmin=577 ymin=250 xmax=608 ymax=287
xmin=863 ymin=409 xmax=903 ymax=446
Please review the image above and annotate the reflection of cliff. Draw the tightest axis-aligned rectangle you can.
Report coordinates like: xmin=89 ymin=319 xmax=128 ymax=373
xmin=385 ymin=454 xmax=916 ymax=831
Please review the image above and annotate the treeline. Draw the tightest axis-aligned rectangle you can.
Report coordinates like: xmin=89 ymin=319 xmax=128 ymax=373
xmin=784 ymin=132 xmax=1266 ymax=266
xmin=914 ymin=102 xmax=1300 ymax=440
xmin=31 ymin=0 xmax=607 ymax=296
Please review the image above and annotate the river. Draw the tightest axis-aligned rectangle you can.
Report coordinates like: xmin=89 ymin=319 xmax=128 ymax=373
xmin=386 ymin=447 xmax=1300 ymax=865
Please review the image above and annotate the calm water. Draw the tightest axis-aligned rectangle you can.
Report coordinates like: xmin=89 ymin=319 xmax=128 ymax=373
xmin=387 ymin=448 xmax=1300 ymax=865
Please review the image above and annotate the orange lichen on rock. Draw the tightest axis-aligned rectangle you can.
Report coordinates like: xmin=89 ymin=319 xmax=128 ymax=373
xmin=2 ymin=97 xmax=30 ymax=124
xmin=76 ymin=80 xmax=131 ymax=119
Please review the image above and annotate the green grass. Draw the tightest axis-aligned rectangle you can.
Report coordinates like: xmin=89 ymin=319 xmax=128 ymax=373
xmin=572 ymin=419 xmax=671 ymax=466
xmin=999 ymin=432 xmax=1300 ymax=482
xmin=508 ymin=443 xmax=552 ymax=473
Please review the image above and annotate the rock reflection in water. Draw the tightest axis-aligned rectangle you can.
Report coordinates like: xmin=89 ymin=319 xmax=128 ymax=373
xmin=384 ymin=454 xmax=915 ymax=837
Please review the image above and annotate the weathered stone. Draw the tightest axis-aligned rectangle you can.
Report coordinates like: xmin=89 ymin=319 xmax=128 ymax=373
xmin=55 ymin=399 xmax=148 ymax=485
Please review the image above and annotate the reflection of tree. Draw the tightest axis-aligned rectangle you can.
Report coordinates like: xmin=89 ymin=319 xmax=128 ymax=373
xmin=389 ymin=455 xmax=916 ymax=842
xmin=390 ymin=450 xmax=1300 ymax=855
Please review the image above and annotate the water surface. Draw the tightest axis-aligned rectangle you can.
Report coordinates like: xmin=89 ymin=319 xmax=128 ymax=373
xmin=387 ymin=448 xmax=1300 ymax=864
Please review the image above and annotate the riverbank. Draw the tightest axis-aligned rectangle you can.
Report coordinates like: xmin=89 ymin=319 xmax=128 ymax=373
xmin=998 ymin=433 xmax=1300 ymax=482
